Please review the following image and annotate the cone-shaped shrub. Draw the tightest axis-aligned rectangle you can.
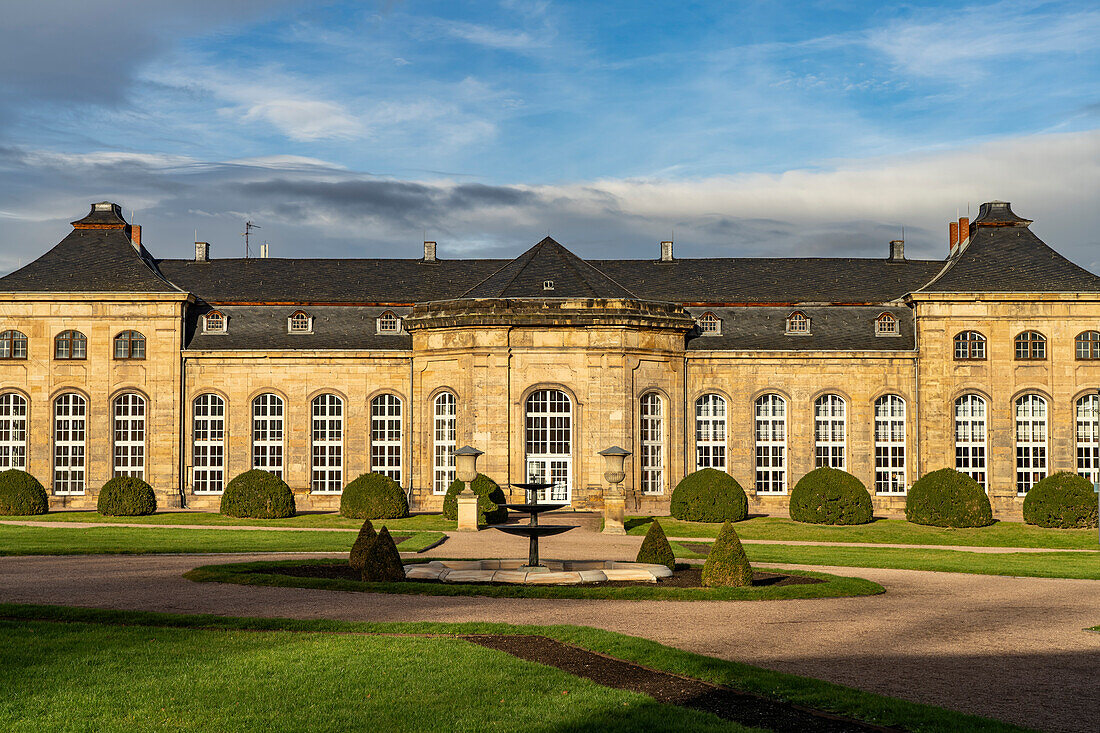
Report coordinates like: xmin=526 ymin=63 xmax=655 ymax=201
xmin=340 ymin=472 xmax=408 ymax=519
xmin=362 ymin=526 xmax=405 ymax=582
xmin=220 ymin=470 xmax=295 ymax=519
xmin=701 ymin=521 xmax=753 ymax=587
xmin=0 ymin=469 xmax=48 ymax=516
xmin=635 ymin=519 xmax=675 ymax=570
xmin=1023 ymin=472 xmax=1099 ymax=528
xmin=789 ymin=467 xmax=873 ymax=525
xmin=905 ymin=468 xmax=993 ymax=528
xmin=97 ymin=476 xmax=157 ymax=516
xmin=669 ymin=468 xmax=748 ymax=523
xmin=349 ymin=518 xmax=378 ymax=571
xmin=442 ymin=473 xmax=507 ymax=525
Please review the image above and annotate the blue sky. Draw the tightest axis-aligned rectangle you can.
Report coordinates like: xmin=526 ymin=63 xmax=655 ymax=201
xmin=1 ymin=0 xmax=1098 ymax=269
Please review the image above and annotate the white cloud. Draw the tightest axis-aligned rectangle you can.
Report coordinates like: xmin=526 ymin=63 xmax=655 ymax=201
xmin=432 ymin=19 xmax=539 ymax=50
xmin=237 ymin=99 xmax=363 ymax=141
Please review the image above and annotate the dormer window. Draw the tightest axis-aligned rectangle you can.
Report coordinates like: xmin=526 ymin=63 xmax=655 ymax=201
xmin=785 ymin=311 xmax=810 ymax=335
xmin=204 ymin=310 xmax=226 ymax=334
xmin=543 ymin=280 xmax=555 ymax=291
xmin=288 ymin=310 xmax=312 ymax=334
xmin=697 ymin=312 xmax=721 ymax=335
xmin=875 ymin=313 xmax=899 ymax=337
xmin=377 ymin=311 xmax=400 ymax=334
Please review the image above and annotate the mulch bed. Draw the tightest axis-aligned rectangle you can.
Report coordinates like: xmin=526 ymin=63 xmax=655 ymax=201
xmin=463 ymin=635 xmax=900 ymax=733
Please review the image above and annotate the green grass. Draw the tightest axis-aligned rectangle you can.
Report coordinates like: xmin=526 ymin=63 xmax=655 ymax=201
xmin=0 ymin=510 xmax=455 ymax=531
xmin=670 ymin=541 xmax=1100 ymax=579
xmin=0 ymin=524 xmax=443 ymax=555
xmin=184 ymin=558 xmax=883 ymax=601
xmin=0 ymin=605 xmax=1033 ymax=733
xmin=628 ymin=515 xmax=1099 ymax=550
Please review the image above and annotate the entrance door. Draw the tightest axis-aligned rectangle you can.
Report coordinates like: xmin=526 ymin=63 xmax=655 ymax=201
xmin=525 ymin=389 xmax=572 ymax=503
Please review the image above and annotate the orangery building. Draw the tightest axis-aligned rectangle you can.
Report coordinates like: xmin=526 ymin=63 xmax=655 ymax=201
xmin=1 ymin=200 xmax=1098 ymax=518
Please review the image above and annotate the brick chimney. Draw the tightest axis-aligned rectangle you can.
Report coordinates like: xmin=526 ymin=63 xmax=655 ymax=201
xmin=659 ymin=240 xmax=674 ymax=262
xmin=130 ymin=224 xmax=142 ymax=251
xmin=888 ymin=239 xmax=905 ymax=262
xmin=423 ymin=240 xmax=437 ymax=262
xmin=949 ymin=221 xmax=959 ymax=249
xmin=958 ymin=216 xmax=969 ymax=246
xmin=195 ymin=241 xmax=210 ymax=262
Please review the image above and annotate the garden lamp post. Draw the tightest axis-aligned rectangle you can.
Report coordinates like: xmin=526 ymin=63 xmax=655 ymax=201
xmin=454 ymin=446 xmax=483 ymax=532
xmin=599 ymin=446 xmax=631 ymax=535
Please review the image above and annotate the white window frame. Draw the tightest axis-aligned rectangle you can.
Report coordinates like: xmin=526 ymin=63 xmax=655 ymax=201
xmin=432 ymin=392 xmax=456 ymax=494
xmin=814 ymin=394 xmax=846 ymax=469
xmin=311 ymin=394 xmax=343 ymax=492
xmin=1015 ymin=394 xmax=1047 ymax=495
xmin=377 ymin=311 xmax=400 ymax=334
xmin=640 ymin=392 xmax=664 ymax=495
xmin=955 ymin=395 xmax=987 ymax=489
xmin=113 ymin=393 xmax=146 ymax=479
xmin=371 ymin=394 xmax=403 ymax=484
xmin=695 ymin=393 xmax=727 ymax=471
xmin=954 ymin=331 xmax=986 ymax=360
xmin=785 ymin=311 xmax=810 ymax=335
xmin=252 ymin=393 xmax=284 ymax=478
xmin=524 ymin=389 xmax=572 ymax=503
xmin=697 ymin=312 xmax=721 ymax=335
xmin=193 ymin=394 xmax=225 ymax=494
xmin=755 ymin=394 xmax=787 ymax=493
xmin=0 ymin=393 xmax=27 ymax=470
xmin=875 ymin=313 xmax=898 ymax=336
xmin=53 ymin=393 xmax=86 ymax=495
xmin=1076 ymin=395 xmax=1099 ymax=485
xmin=874 ymin=395 xmax=906 ymax=493
xmin=203 ymin=311 xmax=227 ymax=334
xmin=288 ymin=311 xmax=313 ymax=334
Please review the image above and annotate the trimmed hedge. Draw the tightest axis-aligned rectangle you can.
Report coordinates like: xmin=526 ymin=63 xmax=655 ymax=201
xmin=362 ymin=526 xmax=405 ymax=582
xmin=905 ymin=468 xmax=994 ymax=528
xmin=789 ymin=467 xmax=873 ymax=525
xmin=0 ymin=469 xmax=48 ymax=516
xmin=1023 ymin=472 xmax=1099 ymax=529
xmin=97 ymin=476 xmax=157 ymax=516
xmin=669 ymin=468 xmax=748 ymax=523
xmin=636 ymin=519 xmax=675 ymax=570
xmin=701 ymin=521 xmax=753 ymax=587
xmin=442 ymin=473 xmax=507 ymax=525
xmin=349 ymin=518 xmax=378 ymax=571
xmin=220 ymin=470 xmax=296 ymax=519
xmin=340 ymin=472 xmax=409 ymax=520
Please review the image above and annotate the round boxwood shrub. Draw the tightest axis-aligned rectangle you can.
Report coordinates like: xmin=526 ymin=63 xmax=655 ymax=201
xmin=220 ymin=470 xmax=295 ymax=519
xmin=789 ymin=467 xmax=873 ymax=525
xmin=669 ymin=468 xmax=748 ymax=523
xmin=0 ymin=469 xmax=48 ymax=516
xmin=1023 ymin=472 xmax=1098 ymax=529
xmin=442 ymin=473 xmax=507 ymax=525
xmin=97 ymin=476 xmax=157 ymax=516
xmin=636 ymin=519 xmax=675 ymax=570
xmin=905 ymin=468 xmax=993 ymax=528
xmin=340 ymin=472 xmax=409 ymax=520
xmin=701 ymin=521 xmax=753 ymax=587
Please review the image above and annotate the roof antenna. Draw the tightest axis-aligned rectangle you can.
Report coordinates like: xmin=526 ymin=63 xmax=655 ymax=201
xmin=242 ymin=220 xmax=261 ymax=258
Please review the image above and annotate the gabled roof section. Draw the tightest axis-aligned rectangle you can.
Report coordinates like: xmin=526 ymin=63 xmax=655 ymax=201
xmin=461 ymin=237 xmax=637 ymax=299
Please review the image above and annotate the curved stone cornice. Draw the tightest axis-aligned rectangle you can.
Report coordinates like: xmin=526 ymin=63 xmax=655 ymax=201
xmin=403 ymin=298 xmax=696 ymax=331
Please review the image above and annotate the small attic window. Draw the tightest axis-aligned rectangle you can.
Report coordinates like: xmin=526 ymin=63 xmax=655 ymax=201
xmin=697 ymin=312 xmax=721 ymax=335
xmin=377 ymin=311 xmax=400 ymax=334
xmin=288 ymin=310 xmax=312 ymax=334
xmin=785 ymin=311 xmax=810 ymax=335
xmin=543 ymin=280 xmax=555 ymax=291
xmin=204 ymin=310 xmax=226 ymax=334
xmin=875 ymin=313 xmax=899 ymax=337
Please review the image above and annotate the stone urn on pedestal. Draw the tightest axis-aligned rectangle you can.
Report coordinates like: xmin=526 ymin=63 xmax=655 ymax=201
xmin=599 ymin=446 xmax=631 ymax=534
xmin=454 ymin=446 xmax=483 ymax=532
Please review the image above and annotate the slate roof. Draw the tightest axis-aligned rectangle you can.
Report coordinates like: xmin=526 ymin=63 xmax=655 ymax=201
xmin=184 ymin=305 xmax=412 ymax=350
xmin=462 ymin=237 xmax=637 ymax=299
xmin=686 ymin=306 xmax=914 ymax=351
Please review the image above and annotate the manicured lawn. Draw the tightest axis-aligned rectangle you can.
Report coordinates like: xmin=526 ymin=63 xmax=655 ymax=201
xmin=184 ymin=558 xmax=884 ymax=601
xmin=0 ymin=524 xmax=443 ymax=555
xmin=1 ymin=510 xmax=455 ymax=532
xmin=671 ymin=541 xmax=1100 ymax=580
xmin=0 ymin=604 xmax=1032 ymax=733
xmin=629 ymin=515 xmax=1099 ymax=550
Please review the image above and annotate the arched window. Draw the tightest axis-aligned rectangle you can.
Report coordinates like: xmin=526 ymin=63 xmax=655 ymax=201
xmin=785 ymin=311 xmax=810 ymax=334
xmin=113 ymin=330 xmax=146 ymax=359
xmin=252 ymin=393 xmax=284 ymax=478
xmin=1015 ymin=395 xmax=1047 ymax=494
xmin=433 ymin=392 xmax=457 ymax=494
xmin=193 ymin=394 xmax=225 ymax=493
xmin=1014 ymin=331 xmax=1047 ymax=360
xmin=377 ymin=311 xmax=400 ymax=333
xmin=371 ymin=394 xmax=403 ymax=483
xmin=1076 ymin=395 xmax=1099 ymax=485
xmin=695 ymin=393 xmax=727 ymax=471
xmin=53 ymin=393 xmax=86 ymax=494
xmin=311 ymin=394 xmax=343 ymax=492
xmin=640 ymin=393 xmax=664 ymax=495
xmin=953 ymin=331 xmax=986 ymax=360
xmin=875 ymin=313 xmax=898 ymax=336
xmin=754 ymin=394 xmax=786 ymax=493
xmin=288 ymin=311 xmax=312 ymax=333
xmin=0 ymin=393 xmax=28 ymax=469
xmin=113 ymin=393 xmax=145 ymax=478
xmin=54 ymin=330 xmax=87 ymax=360
xmin=0 ymin=330 xmax=28 ymax=360
xmin=203 ymin=311 xmax=226 ymax=333
xmin=525 ymin=389 xmax=572 ymax=502
xmin=874 ymin=395 xmax=906 ymax=493
xmin=1075 ymin=331 xmax=1100 ymax=360
xmin=955 ymin=395 xmax=987 ymax=489
xmin=814 ymin=394 xmax=846 ymax=469
xmin=697 ymin=312 xmax=721 ymax=335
